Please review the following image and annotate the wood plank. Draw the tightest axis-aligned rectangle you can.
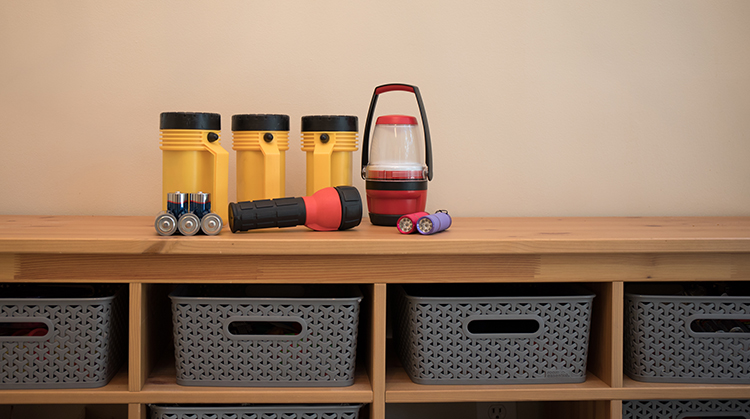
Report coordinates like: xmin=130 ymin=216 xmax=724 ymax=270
xmin=610 ymin=400 xmax=623 ymax=419
xmin=130 ymin=284 xmax=173 ymax=393
xmin=596 ymin=400 xmax=611 ymax=419
xmin=610 ymin=283 xmax=624 ymax=389
xmin=385 ymin=367 xmax=615 ymax=403
xmin=6 ymin=253 xmax=749 ymax=284
xmin=0 ymin=365 xmax=130 ymax=404
xmin=139 ymin=359 xmax=373 ymax=404
xmin=587 ymin=282 xmax=624 ymax=388
xmin=619 ymin=377 xmax=750 ymax=400
xmin=0 ymin=253 xmax=14 ymax=281
xmin=586 ymin=283 xmax=612 ymax=388
xmin=140 ymin=284 xmax=174 ymax=394
xmin=129 ymin=283 xmax=143 ymax=392
xmin=128 ymin=404 xmax=146 ymax=419
xmin=2 ymin=216 xmax=750 ymax=255
xmin=369 ymin=284 xmax=387 ymax=419
xmin=537 ymin=253 xmax=750 ymax=282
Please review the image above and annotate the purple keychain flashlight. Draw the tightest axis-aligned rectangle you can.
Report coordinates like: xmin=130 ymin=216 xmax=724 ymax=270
xmin=416 ymin=210 xmax=451 ymax=235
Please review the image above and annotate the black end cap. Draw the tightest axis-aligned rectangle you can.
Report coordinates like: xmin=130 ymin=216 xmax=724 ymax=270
xmin=301 ymin=115 xmax=358 ymax=132
xmin=232 ymin=114 xmax=290 ymax=131
xmin=160 ymin=112 xmax=220 ymax=130
xmin=228 ymin=202 xmax=239 ymax=233
xmin=368 ymin=213 xmax=401 ymax=226
xmin=334 ymin=186 xmax=362 ymax=230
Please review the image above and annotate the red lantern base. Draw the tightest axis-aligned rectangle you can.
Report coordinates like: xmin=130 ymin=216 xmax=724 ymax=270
xmin=365 ymin=188 xmax=428 ymax=226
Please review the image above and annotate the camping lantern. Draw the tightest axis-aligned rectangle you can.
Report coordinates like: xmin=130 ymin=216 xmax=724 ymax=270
xmin=361 ymin=83 xmax=433 ymax=226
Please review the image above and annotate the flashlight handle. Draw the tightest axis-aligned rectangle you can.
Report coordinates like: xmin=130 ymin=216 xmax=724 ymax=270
xmin=202 ymin=132 xmax=230 ymax=225
xmin=361 ymin=83 xmax=433 ymax=181
xmin=228 ymin=198 xmax=306 ymax=232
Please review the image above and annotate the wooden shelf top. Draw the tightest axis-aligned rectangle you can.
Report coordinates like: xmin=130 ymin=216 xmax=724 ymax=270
xmin=620 ymin=376 xmax=750 ymax=400
xmin=1 ymin=215 xmax=750 ymax=255
xmin=139 ymin=359 xmax=373 ymax=404
xmin=0 ymin=365 xmax=130 ymax=404
xmin=386 ymin=366 xmax=614 ymax=402
xmin=386 ymin=367 xmax=750 ymax=403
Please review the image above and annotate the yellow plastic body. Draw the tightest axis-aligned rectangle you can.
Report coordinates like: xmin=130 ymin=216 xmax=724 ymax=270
xmin=160 ymin=129 xmax=229 ymax=224
xmin=233 ymin=130 xmax=289 ymax=201
xmin=301 ymin=131 xmax=358 ymax=196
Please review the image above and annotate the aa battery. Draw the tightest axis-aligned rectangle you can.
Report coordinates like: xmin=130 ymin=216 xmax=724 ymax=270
xmin=190 ymin=192 xmax=211 ymax=219
xmin=417 ymin=210 xmax=452 ymax=235
xmin=178 ymin=213 xmax=201 ymax=236
xmin=200 ymin=213 xmax=223 ymax=235
xmin=167 ymin=191 xmax=189 ymax=218
xmin=154 ymin=211 xmax=178 ymax=236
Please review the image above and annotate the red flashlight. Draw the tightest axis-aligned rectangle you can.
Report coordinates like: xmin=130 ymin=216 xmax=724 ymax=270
xmin=361 ymin=83 xmax=433 ymax=226
xmin=228 ymin=185 xmax=362 ymax=232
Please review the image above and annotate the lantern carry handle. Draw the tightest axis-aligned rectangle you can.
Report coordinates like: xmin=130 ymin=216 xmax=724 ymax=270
xmin=361 ymin=83 xmax=433 ymax=181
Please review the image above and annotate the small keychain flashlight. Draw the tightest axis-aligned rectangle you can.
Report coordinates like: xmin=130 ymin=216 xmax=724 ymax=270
xmin=397 ymin=211 xmax=429 ymax=234
xmin=416 ymin=210 xmax=451 ymax=235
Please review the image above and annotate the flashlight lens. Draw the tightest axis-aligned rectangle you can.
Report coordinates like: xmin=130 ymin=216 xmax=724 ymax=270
xmin=398 ymin=217 xmax=414 ymax=234
xmin=418 ymin=217 xmax=434 ymax=234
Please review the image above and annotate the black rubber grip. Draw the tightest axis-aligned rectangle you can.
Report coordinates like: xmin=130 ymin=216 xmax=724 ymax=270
xmin=228 ymin=197 xmax=306 ymax=232
xmin=335 ymin=186 xmax=363 ymax=231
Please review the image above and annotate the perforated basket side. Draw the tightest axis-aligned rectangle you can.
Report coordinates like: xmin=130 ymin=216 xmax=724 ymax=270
xmin=149 ymin=404 xmax=362 ymax=419
xmin=0 ymin=285 xmax=127 ymax=389
xmin=624 ymin=292 xmax=750 ymax=383
xmin=623 ymin=399 xmax=750 ymax=419
xmin=170 ymin=286 xmax=361 ymax=386
xmin=394 ymin=285 xmax=594 ymax=384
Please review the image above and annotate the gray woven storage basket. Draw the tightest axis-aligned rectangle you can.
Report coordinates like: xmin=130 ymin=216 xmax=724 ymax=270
xmin=623 ymin=399 xmax=750 ymax=418
xmin=0 ymin=284 xmax=127 ymax=389
xmin=149 ymin=404 xmax=362 ymax=419
xmin=394 ymin=283 xmax=595 ymax=384
xmin=625 ymin=283 xmax=750 ymax=383
xmin=170 ymin=284 xmax=361 ymax=387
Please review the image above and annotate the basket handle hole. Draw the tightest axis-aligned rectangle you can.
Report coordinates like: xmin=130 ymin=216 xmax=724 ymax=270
xmin=467 ymin=319 xmax=540 ymax=335
xmin=227 ymin=320 xmax=303 ymax=336
xmin=689 ymin=318 xmax=750 ymax=334
xmin=0 ymin=321 xmax=49 ymax=337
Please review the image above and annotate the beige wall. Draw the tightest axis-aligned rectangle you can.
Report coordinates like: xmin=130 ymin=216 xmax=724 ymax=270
xmin=1 ymin=1 xmax=748 ymax=217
